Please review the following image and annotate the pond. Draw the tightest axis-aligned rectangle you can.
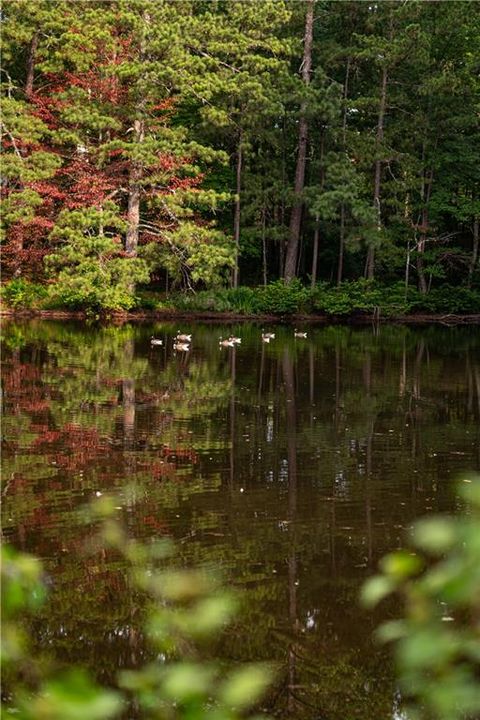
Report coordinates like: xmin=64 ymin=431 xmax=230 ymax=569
xmin=2 ymin=320 xmax=479 ymax=718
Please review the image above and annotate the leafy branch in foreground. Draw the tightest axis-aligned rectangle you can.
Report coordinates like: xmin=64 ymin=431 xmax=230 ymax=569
xmin=1 ymin=496 xmax=274 ymax=720
xmin=362 ymin=478 xmax=480 ymax=720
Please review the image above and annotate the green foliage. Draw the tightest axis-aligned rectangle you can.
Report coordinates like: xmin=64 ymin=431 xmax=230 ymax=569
xmin=141 ymin=223 xmax=234 ymax=291
xmin=407 ymin=286 xmax=480 ymax=315
xmin=0 ymin=279 xmax=47 ymax=309
xmin=312 ymin=280 xmax=383 ymax=316
xmin=362 ymin=479 xmax=480 ymax=720
xmin=2 ymin=1 xmax=479 ymax=303
xmin=168 ymin=286 xmax=259 ymax=314
xmin=257 ymin=279 xmax=310 ymax=315
xmin=45 ymin=206 xmax=149 ymax=312
xmin=2 ymin=499 xmax=274 ymax=720
xmin=169 ymin=281 xmax=310 ymax=316
xmin=313 ymin=282 xmax=480 ymax=317
xmin=165 ymin=280 xmax=480 ymax=317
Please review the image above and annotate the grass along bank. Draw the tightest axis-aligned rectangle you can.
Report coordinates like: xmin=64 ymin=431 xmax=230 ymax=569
xmin=2 ymin=278 xmax=480 ymax=322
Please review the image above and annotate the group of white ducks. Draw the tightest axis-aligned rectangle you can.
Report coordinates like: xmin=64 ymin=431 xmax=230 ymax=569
xmin=259 ymin=329 xmax=308 ymax=344
xmin=151 ymin=329 xmax=308 ymax=352
xmin=220 ymin=328 xmax=308 ymax=346
xmin=151 ymin=332 xmax=192 ymax=352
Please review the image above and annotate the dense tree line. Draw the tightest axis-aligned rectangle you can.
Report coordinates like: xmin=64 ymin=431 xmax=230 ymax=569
xmin=1 ymin=0 xmax=479 ymax=309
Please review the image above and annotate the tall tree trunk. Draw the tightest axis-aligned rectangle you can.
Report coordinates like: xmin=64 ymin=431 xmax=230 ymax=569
xmin=274 ymin=204 xmax=284 ymax=277
xmin=311 ymin=133 xmax=324 ymax=288
xmin=13 ymin=30 xmax=40 ymax=266
xmin=404 ymin=238 xmax=411 ymax=301
xmin=365 ymin=64 xmax=388 ymax=281
xmin=416 ymin=207 xmax=428 ymax=295
xmin=283 ymin=0 xmax=314 ymax=282
xmin=403 ymin=180 xmax=412 ymax=300
xmin=311 ymin=217 xmax=319 ymax=288
xmin=337 ymin=57 xmax=350 ymax=286
xmin=232 ymin=131 xmax=243 ymax=288
xmin=417 ymin=167 xmax=433 ymax=294
xmin=337 ymin=205 xmax=345 ymax=286
xmin=126 ymin=118 xmax=144 ymax=255
xmin=261 ymin=205 xmax=267 ymax=286
xmin=126 ymin=11 xmax=148 ymax=256
xmin=25 ymin=31 xmax=38 ymax=97
xmin=468 ymin=213 xmax=479 ymax=287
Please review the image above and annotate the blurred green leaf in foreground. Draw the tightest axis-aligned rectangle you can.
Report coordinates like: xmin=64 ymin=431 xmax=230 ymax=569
xmin=362 ymin=478 xmax=480 ymax=720
xmin=1 ymin=496 xmax=274 ymax=719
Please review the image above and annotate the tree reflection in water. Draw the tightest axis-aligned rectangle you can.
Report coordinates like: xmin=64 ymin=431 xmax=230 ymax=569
xmin=1 ymin=320 xmax=479 ymax=718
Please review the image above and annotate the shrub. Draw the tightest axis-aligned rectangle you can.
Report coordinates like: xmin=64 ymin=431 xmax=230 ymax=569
xmin=312 ymin=280 xmax=383 ymax=316
xmin=136 ymin=280 xmax=480 ymax=318
xmin=0 ymin=279 xmax=47 ymax=309
xmin=167 ymin=287 xmax=261 ymax=314
xmin=223 ymin=286 xmax=260 ymax=314
xmin=46 ymin=206 xmax=149 ymax=312
xmin=362 ymin=478 xmax=480 ymax=720
xmin=408 ymin=285 xmax=480 ymax=314
xmin=256 ymin=279 xmax=311 ymax=315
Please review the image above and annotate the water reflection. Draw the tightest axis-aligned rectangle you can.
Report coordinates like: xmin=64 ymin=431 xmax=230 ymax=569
xmin=2 ymin=320 xmax=479 ymax=718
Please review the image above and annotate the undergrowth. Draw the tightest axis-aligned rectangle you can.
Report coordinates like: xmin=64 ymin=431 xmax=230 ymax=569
xmin=2 ymin=278 xmax=480 ymax=316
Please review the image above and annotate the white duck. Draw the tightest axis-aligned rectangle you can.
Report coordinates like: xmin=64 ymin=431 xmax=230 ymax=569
xmin=262 ymin=331 xmax=275 ymax=340
xmin=219 ymin=337 xmax=235 ymax=347
xmin=229 ymin=336 xmax=241 ymax=344
xmin=294 ymin=329 xmax=307 ymax=338
xmin=176 ymin=332 xmax=192 ymax=342
xmin=150 ymin=336 xmax=163 ymax=346
xmin=173 ymin=342 xmax=190 ymax=352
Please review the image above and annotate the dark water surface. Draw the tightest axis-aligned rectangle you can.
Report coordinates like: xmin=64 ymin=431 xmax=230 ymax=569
xmin=2 ymin=320 xmax=480 ymax=718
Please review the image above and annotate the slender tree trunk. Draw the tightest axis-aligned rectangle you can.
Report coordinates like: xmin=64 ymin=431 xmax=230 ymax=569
xmin=13 ymin=30 xmax=40 ymax=266
xmin=125 ymin=10 xmax=150 ymax=256
xmin=337 ymin=205 xmax=345 ymax=286
xmin=311 ymin=133 xmax=324 ymax=288
xmin=126 ymin=117 xmax=144 ymax=255
xmin=25 ymin=31 xmax=38 ymax=97
xmin=405 ymin=239 xmax=411 ymax=301
xmin=311 ymin=217 xmax=319 ymax=288
xmin=417 ymin=166 xmax=433 ymax=294
xmin=365 ymin=64 xmax=388 ymax=281
xmin=126 ymin=13 xmax=148 ymax=255
xmin=232 ymin=131 xmax=243 ymax=288
xmin=403 ymin=181 xmax=411 ymax=300
xmin=337 ymin=58 xmax=350 ymax=286
xmin=416 ymin=208 xmax=428 ymax=295
xmin=261 ymin=205 xmax=267 ymax=286
xmin=274 ymin=204 xmax=284 ymax=277
xmin=468 ymin=214 xmax=479 ymax=287
xmin=284 ymin=0 xmax=314 ymax=282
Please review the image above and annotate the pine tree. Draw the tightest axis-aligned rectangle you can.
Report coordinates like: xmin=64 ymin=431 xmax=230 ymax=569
xmin=284 ymin=0 xmax=315 ymax=282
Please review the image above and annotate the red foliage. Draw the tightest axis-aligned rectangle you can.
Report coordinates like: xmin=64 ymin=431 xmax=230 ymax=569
xmin=32 ymin=429 xmax=63 ymax=447
xmin=62 ymin=158 xmax=119 ymax=209
xmin=2 ymin=28 xmax=207 ymax=280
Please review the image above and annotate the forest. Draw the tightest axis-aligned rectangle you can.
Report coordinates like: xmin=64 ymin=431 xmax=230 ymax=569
xmin=1 ymin=0 xmax=480 ymax=315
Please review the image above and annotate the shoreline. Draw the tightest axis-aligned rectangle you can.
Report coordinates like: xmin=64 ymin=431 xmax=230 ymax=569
xmin=2 ymin=308 xmax=480 ymax=325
